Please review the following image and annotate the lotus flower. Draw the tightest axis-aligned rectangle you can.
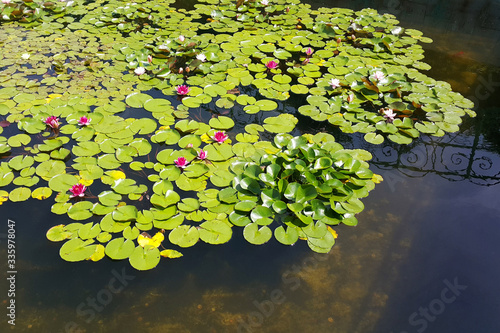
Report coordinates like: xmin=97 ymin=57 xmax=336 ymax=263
xmin=134 ymin=67 xmax=146 ymax=75
xmin=373 ymin=71 xmax=385 ymax=81
xmin=266 ymin=60 xmax=278 ymax=69
xmin=213 ymin=131 xmax=228 ymax=143
xmin=78 ymin=116 xmax=91 ymax=126
xmin=174 ymin=157 xmax=189 ymax=168
xmin=176 ymin=85 xmax=190 ymax=96
xmin=178 ymin=35 xmax=185 ymax=42
xmin=196 ymin=53 xmax=206 ymax=62
xmin=198 ymin=150 xmax=207 ymax=160
xmin=305 ymin=47 xmax=313 ymax=56
xmin=329 ymin=78 xmax=341 ymax=89
xmin=69 ymin=183 xmax=86 ymax=198
xmin=44 ymin=116 xmax=59 ymax=129
xmin=382 ymin=108 xmax=396 ymax=122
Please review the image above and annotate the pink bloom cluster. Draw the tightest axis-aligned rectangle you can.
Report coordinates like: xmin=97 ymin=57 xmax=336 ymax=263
xmin=69 ymin=183 xmax=86 ymax=198
xmin=176 ymin=85 xmax=190 ymax=96
xmin=266 ymin=60 xmax=278 ymax=70
xmin=78 ymin=116 xmax=91 ymax=126
xmin=213 ymin=131 xmax=228 ymax=143
xmin=197 ymin=150 xmax=207 ymax=160
xmin=381 ymin=108 xmax=396 ymax=122
xmin=44 ymin=116 xmax=59 ymax=129
xmin=174 ymin=157 xmax=189 ymax=168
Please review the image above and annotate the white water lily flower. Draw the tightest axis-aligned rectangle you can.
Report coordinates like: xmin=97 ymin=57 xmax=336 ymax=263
xmin=329 ymin=78 xmax=341 ymax=89
xmin=373 ymin=71 xmax=385 ymax=81
xmin=134 ymin=67 xmax=146 ymax=75
xmin=196 ymin=53 xmax=206 ymax=62
xmin=21 ymin=53 xmax=30 ymax=60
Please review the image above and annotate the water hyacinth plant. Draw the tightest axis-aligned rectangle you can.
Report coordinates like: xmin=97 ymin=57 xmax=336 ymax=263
xmin=0 ymin=0 xmax=475 ymax=270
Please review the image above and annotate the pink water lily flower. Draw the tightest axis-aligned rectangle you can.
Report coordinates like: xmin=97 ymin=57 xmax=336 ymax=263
xmin=2 ymin=0 xmax=11 ymax=4
xmin=198 ymin=150 xmax=207 ymax=160
xmin=373 ymin=71 xmax=385 ymax=81
xmin=69 ymin=183 xmax=86 ymax=198
xmin=213 ymin=131 xmax=228 ymax=143
xmin=178 ymin=35 xmax=185 ymax=42
xmin=382 ymin=108 xmax=396 ymax=122
xmin=329 ymin=78 xmax=341 ymax=89
xmin=78 ymin=116 xmax=91 ymax=126
xmin=261 ymin=0 xmax=269 ymax=5
xmin=305 ymin=47 xmax=313 ymax=56
xmin=176 ymin=85 xmax=190 ymax=96
xmin=174 ymin=157 xmax=189 ymax=168
xmin=44 ymin=116 xmax=59 ymax=129
xmin=147 ymin=55 xmax=153 ymax=64
xmin=266 ymin=60 xmax=278 ymax=70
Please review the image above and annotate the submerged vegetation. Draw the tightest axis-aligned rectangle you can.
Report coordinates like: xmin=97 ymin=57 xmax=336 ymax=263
xmin=0 ymin=0 xmax=474 ymax=270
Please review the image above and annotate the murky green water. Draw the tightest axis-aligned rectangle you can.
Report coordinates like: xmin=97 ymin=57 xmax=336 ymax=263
xmin=1 ymin=0 xmax=500 ymax=332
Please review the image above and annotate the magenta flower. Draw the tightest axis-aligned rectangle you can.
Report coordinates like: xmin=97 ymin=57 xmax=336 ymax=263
xmin=78 ymin=116 xmax=91 ymax=126
xmin=44 ymin=116 xmax=59 ymax=129
xmin=176 ymin=85 xmax=190 ymax=96
xmin=305 ymin=47 xmax=313 ymax=56
xmin=174 ymin=157 xmax=189 ymax=168
xmin=213 ymin=131 xmax=228 ymax=143
xmin=266 ymin=60 xmax=278 ymax=70
xmin=382 ymin=108 xmax=396 ymax=122
xmin=198 ymin=150 xmax=207 ymax=160
xmin=69 ymin=183 xmax=86 ymax=198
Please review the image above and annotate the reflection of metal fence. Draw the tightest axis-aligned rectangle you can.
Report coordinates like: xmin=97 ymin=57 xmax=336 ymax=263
xmin=369 ymin=130 xmax=500 ymax=186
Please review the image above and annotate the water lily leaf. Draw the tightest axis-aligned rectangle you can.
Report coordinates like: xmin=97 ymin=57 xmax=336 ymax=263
xmin=177 ymin=198 xmax=200 ymax=212
xmin=32 ymin=187 xmax=53 ymax=200
xmin=8 ymin=155 xmax=34 ymax=171
xmin=274 ymin=225 xmax=299 ymax=245
xmin=307 ymin=229 xmax=336 ymax=253
xmin=8 ymin=186 xmax=30 ymax=202
xmin=129 ymin=245 xmax=160 ymax=271
xmin=203 ymin=143 xmax=234 ymax=161
xmin=78 ymin=222 xmax=101 ymax=240
xmin=18 ymin=117 xmax=46 ymax=134
xmin=263 ymin=114 xmax=298 ymax=133
xmin=160 ymin=249 xmax=183 ymax=259
xmin=364 ymin=132 xmax=384 ymax=144
xmin=7 ymin=133 xmax=31 ymax=147
xmin=243 ymin=223 xmax=272 ymax=245
xmin=105 ymin=237 xmax=136 ymax=260
xmin=98 ymin=154 xmax=122 ymax=169
xmin=209 ymin=116 xmax=235 ymax=130
xmin=250 ymin=205 xmax=274 ymax=225
xmin=112 ymin=178 xmax=138 ymax=195
xmin=67 ymin=201 xmax=94 ymax=221
xmin=198 ymin=220 xmax=232 ymax=244
xmin=48 ymin=174 xmax=79 ymax=192
xmin=255 ymin=99 xmax=278 ymax=111
xmin=60 ymin=238 xmax=96 ymax=262
xmin=112 ymin=205 xmax=138 ymax=222
xmin=137 ymin=232 xmax=164 ymax=248
xmin=168 ymin=225 xmax=199 ymax=248
xmin=35 ymin=160 xmax=66 ymax=180
xmin=130 ymin=118 xmax=157 ymax=134
xmin=125 ymin=92 xmax=152 ymax=108
xmin=46 ymin=225 xmax=72 ymax=242
xmin=152 ymin=129 xmax=181 ymax=144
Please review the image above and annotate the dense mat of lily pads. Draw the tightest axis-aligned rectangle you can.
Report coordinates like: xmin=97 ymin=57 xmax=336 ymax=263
xmin=0 ymin=0 xmax=473 ymax=270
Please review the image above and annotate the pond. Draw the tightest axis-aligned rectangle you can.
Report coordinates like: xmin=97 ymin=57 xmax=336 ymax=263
xmin=1 ymin=0 xmax=499 ymax=332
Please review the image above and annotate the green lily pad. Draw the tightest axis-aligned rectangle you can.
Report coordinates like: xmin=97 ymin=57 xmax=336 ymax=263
xmin=243 ymin=223 xmax=272 ymax=245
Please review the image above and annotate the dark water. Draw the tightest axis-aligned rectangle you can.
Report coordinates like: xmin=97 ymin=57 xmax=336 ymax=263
xmin=1 ymin=0 xmax=500 ymax=332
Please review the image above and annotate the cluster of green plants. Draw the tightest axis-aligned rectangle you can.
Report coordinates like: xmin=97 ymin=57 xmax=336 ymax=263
xmin=0 ymin=0 xmax=474 ymax=270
